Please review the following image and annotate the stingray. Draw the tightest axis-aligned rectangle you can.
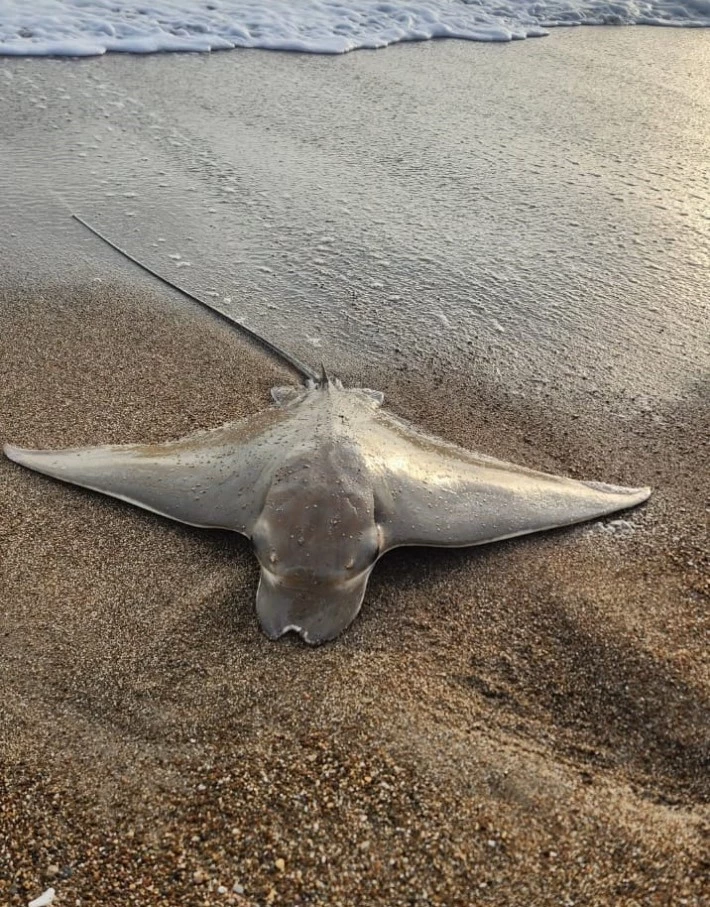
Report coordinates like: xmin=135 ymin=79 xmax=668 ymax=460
xmin=3 ymin=216 xmax=651 ymax=644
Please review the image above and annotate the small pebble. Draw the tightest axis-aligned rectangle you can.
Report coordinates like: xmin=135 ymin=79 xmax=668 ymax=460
xmin=28 ymin=890 xmax=55 ymax=907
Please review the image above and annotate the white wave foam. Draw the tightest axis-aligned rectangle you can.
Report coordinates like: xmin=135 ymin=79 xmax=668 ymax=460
xmin=0 ymin=1 xmax=708 ymax=57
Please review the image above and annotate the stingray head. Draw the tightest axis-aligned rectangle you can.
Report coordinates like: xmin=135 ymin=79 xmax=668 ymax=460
xmin=254 ymin=567 xmax=375 ymax=645
xmin=250 ymin=455 xmax=380 ymax=645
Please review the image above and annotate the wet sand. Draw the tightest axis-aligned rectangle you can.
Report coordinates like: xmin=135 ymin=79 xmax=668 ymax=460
xmin=1 ymin=29 xmax=709 ymax=907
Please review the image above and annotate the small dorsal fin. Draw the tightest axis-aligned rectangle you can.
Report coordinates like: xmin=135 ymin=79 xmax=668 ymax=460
xmin=319 ymin=363 xmax=331 ymax=388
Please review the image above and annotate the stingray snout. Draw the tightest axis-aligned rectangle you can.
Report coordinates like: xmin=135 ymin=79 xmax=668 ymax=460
xmin=255 ymin=567 xmax=373 ymax=645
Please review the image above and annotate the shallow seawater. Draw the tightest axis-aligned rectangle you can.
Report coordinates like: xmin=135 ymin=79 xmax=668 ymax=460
xmin=1 ymin=0 xmax=708 ymax=56
xmin=1 ymin=28 xmax=708 ymax=417
xmin=1 ymin=27 xmax=708 ymax=907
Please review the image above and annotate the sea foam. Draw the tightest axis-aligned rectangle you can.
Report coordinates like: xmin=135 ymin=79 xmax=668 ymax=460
xmin=0 ymin=0 xmax=708 ymax=57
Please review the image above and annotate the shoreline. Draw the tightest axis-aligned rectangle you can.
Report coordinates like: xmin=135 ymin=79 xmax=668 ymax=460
xmin=1 ymin=28 xmax=708 ymax=907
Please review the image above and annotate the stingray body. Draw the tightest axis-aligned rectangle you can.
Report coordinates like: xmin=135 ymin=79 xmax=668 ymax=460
xmin=4 ymin=374 xmax=650 ymax=643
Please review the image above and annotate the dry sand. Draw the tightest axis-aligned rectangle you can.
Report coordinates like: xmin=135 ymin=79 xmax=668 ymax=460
xmin=1 ymin=28 xmax=709 ymax=907
xmin=1 ymin=277 xmax=707 ymax=906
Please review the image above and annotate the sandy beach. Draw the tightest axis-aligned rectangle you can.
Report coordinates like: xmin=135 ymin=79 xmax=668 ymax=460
xmin=1 ymin=27 xmax=708 ymax=906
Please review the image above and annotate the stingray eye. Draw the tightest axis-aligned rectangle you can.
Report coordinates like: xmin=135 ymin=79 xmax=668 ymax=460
xmin=344 ymin=557 xmax=355 ymax=570
xmin=269 ymin=550 xmax=279 ymax=565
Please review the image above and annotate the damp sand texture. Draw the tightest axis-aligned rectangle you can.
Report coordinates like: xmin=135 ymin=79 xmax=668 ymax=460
xmin=1 ymin=28 xmax=709 ymax=907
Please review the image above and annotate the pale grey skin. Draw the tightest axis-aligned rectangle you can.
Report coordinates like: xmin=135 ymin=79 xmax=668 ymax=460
xmin=4 ymin=377 xmax=650 ymax=644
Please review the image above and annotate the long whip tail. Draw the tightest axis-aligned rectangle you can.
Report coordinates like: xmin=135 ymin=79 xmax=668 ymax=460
xmin=71 ymin=213 xmax=318 ymax=383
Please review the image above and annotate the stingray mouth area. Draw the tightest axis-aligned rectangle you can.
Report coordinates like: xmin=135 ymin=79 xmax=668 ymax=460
xmin=255 ymin=567 xmax=372 ymax=645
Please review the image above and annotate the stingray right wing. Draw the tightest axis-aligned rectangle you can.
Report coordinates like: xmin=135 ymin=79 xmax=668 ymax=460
xmin=369 ymin=410 xmax=651 ymax=552
xmin=4 ymin=405 xmax=292 ymax=536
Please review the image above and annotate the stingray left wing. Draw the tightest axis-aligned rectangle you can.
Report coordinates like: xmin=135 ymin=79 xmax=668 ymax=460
xmin=369 ymin=411 xmax=651 ymax=552
xmin=3 ymin=406 xmax=290 ymax=535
